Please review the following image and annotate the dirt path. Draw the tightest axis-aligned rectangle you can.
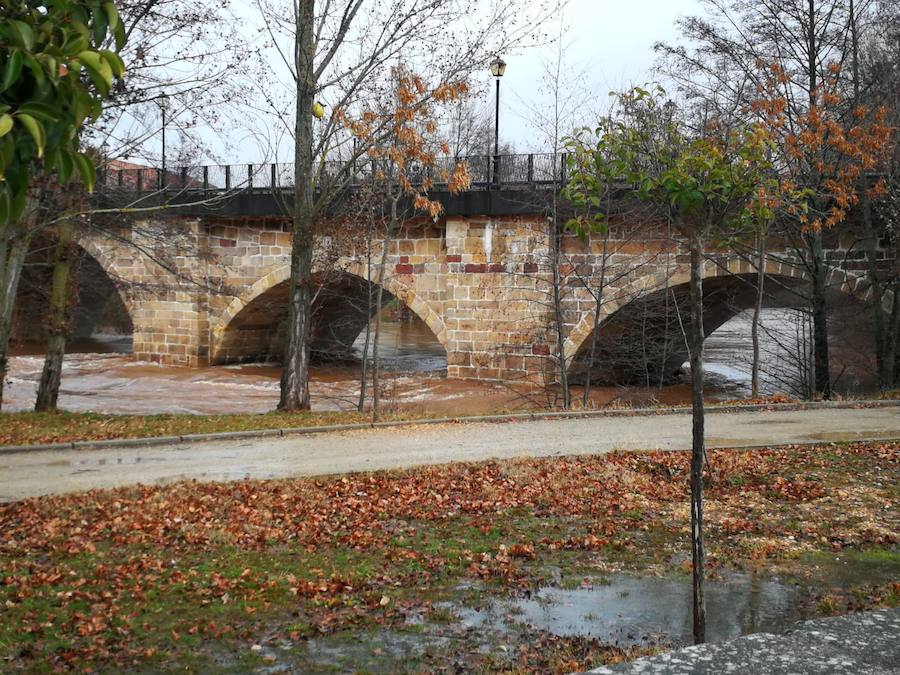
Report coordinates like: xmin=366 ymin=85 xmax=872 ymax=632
xmin=1 ymin=406 xmax=898 ymax=502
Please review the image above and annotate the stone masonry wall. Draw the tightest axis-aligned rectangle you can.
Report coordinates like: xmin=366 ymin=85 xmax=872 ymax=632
xmin=77 ymin=213 xmax=893 ymax=384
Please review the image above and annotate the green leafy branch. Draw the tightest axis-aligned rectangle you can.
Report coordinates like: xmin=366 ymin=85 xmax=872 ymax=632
xmin=0 ymin=0 xmax=126 ymax=224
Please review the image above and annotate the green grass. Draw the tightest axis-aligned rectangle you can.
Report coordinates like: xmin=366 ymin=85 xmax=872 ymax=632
xmin=0 ymin=409 xmax=439 ymax=446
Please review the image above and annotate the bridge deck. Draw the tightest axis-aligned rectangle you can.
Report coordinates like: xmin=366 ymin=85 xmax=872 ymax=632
xmin=98 ymin=154 xmax=580 ymax=217
xmin=100 ymin=153 xmax=570 ymax=195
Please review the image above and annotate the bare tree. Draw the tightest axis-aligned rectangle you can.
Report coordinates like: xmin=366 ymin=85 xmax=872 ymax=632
xmin=247 ymin=0 xmax=557 ymax=411
xmin=854 ymin=0 xmax=900 ymax=389
xmin=514 ymin=12 xmax=592 ymax=409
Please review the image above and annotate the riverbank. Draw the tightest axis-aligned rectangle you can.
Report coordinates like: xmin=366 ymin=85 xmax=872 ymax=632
xmin=0 ymin=408 xmax=431 ymax=448
xmin=1 ymin=440 xmax=896 ymax=672
xmin=1 ymin=397 xmax=896 ymax=450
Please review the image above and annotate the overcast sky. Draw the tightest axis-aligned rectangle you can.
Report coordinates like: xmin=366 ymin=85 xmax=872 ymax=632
xmin=162 ymin=0 xmax=703 ymax=164
xmin=495 ymin=0 xmax=702 ymax=152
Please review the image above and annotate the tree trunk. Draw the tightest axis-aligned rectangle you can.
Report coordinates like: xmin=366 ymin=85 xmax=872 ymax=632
xmin=806 ymin=228 xmax=831 ymax=399
xmin=0 ymin=208 xmax=37 ymax=411
xmin=888 ymin=209 xmax=900 ymax=385
xmin=279 ymin=0 xmax=316 ymax=411
xmin=751 ymin=233 xmax=766 ymax=398
xmin=372 ymin=197 xmax=398 ymax=422
xmin=357 ymin=220 xmax=374 ymax=412
xmin=860 ymin=192 xmax=891 ymax=389
xmin=35 ymin=218 xmax=76 ymax=412
xmin=582 ymin=230 xmax=609 ymax=407
xmin=688 ymin=232 xmax=707 ymax=645
xmin=802 ymin=0 xmax=831 ymax=400
xmin=371 ymin=282 xmax=384 ymax=422
xmin=550 ymin=219 xmax=570 ymax=409
xmin=891 ymin=287 xmax=900 ymax=386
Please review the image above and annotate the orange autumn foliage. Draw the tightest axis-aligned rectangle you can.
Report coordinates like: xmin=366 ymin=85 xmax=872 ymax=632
xmin=752 ymin=61 xmax=894 ymax=231
xmin=338 ymin=72 xmax=471 ymax=219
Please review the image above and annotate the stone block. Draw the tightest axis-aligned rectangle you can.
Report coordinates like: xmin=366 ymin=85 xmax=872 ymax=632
xmin=414 ymin=239 xmax=441 ymax=256
xmin=447 ymin=352 xmax=471 ymax=366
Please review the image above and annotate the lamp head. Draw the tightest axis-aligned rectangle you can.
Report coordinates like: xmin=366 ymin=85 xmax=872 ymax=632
xmin=489 ymin=56 xmax=506 ymax=78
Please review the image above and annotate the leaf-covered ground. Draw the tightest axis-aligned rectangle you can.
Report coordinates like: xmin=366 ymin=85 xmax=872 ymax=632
xmin=1 ymin=441 xmax=897 ymax=672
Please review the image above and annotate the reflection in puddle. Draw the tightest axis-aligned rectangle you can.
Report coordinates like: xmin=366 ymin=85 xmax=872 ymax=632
xmin=256 ymin=564 xmax=896 ymax=673
xmin=455 ymin=573 xmax=808 ymax=648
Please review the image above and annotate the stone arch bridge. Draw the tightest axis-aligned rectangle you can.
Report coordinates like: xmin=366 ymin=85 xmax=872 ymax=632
xmin=51 ymin=157 xmax=894 ymax=387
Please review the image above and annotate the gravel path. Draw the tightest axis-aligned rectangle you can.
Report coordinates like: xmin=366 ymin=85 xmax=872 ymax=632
xmin=585 ymin=608 xmax=900 ymax=674
xmin=1 ymin=406 xmax=898 ymax=502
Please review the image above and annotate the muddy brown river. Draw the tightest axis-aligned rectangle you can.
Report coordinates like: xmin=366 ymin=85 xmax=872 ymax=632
xmin=2 ymin=310 xmax=844 ymax=415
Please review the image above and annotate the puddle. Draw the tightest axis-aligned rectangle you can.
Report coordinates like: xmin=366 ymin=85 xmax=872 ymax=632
xmin=454 ymin=572 xmax=810 ymax=648
xmin=250 ymin=573 xmax=813 ymax=672
xmin=225 ymin=559 xmax=900 ymax=672
xmin=291 ymin=630 xmax=457 ymax=673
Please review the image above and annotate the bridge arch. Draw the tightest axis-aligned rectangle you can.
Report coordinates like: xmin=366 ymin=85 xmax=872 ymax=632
xmin=12 ymin=236 xmax=133 ymax=344
xmin=76 ymin=238 xmax=134 ymax=309
xmin=210 ymin=263 xmax=447 ymax=364
xmin=563 ymin=258 xmax=883 ymax=386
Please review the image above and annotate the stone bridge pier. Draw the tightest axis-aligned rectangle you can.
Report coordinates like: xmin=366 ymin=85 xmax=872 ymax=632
xmin=64 ymin=211 xmax=892 ymax=388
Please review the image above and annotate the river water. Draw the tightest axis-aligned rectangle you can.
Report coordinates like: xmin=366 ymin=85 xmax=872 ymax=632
xmin=3 ymin=310 xmax=814 ymax=415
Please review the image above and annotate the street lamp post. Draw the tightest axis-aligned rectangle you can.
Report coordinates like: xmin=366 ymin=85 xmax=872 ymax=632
xmin=489 ymin=56 xmax=506 ymax=186
xmin=158 ymin=92 xmax=170 ymax=189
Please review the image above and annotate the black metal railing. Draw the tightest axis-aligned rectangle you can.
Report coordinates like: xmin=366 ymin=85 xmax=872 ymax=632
xmin=97 ymin=153 xmax=570 ymax=194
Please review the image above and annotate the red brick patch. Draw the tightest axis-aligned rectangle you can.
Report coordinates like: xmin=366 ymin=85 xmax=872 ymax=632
xmin=220 ymin=239 xmax=236 ymax=247
xmin=399 ymin=256 xmax=409 ymax=263
xmin=465 ymin=263 xmax=487 ymax=273
xmin=488 ymin=263 xmax=505 ymax=273
xmin=531 ymin=344 xmax=550 ymax=356
xmin=524 ymin=262 xmax=539 ymax=273
xmin=446 ymin=254 xmax=462 ymax=263
xmin=395 ymin=264 xmax=413 ymax=274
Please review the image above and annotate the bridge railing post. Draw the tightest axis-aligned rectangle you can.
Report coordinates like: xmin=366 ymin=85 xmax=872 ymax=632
xmin=136 ymin=169 xmax=143 ymax=194
xmin=271 ymin=163 xmax=277 ymax=190
xmin=181 ymin=167 xmax=188 ymax=190
xmin=527 ymin=153 xmax=534 ymax=183
xmin=203 ymin=166 xmax=209 ymax=193
xmin=224 ymin=165 xmax=231 ymax=191
xmin=248 ymin=164 xmax=253 ymax=190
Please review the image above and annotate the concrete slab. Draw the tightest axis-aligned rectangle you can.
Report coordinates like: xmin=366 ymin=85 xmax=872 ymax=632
xmin=586 ymin=608 xmax=900 ymax=674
